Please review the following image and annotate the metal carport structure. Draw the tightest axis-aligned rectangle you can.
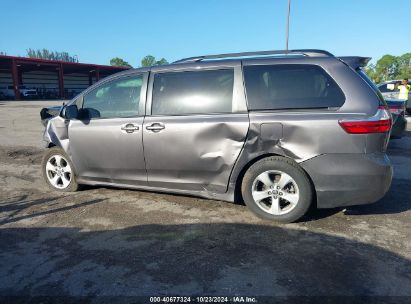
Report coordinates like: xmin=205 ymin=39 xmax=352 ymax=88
xmin=0 ymin=55 xmax=129 ymax=100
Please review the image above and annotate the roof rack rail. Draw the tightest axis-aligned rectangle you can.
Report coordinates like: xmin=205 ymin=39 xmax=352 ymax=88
xmin=174 ymin=49 xmax=334 ymax=63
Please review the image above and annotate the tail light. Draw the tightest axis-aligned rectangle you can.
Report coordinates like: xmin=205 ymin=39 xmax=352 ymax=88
xmin=339 ymin=106 xmax=392 ymax=134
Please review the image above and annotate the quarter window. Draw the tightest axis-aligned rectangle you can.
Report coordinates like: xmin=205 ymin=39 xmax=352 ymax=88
xmin=82 ymin=75 xmax=143 ymax=119
xmin=244 ymin=64 xmax=345 ymax=110
xmin=152 ymin=69 xmax=234 ymax=115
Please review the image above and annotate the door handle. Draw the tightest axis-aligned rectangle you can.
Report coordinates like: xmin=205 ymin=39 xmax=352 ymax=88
xmin=146 ymin=123 xmax=165 ymax=132
xmin=121 ymin=124 xmax=139 ymax=133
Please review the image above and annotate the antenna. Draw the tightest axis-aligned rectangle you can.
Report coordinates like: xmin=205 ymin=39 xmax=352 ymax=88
xmin=285 ymin=0 xmax=291 ymax=51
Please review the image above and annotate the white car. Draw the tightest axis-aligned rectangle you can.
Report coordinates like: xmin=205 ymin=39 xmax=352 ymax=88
xmin=378 ymin=80 xmax=410 ymax=100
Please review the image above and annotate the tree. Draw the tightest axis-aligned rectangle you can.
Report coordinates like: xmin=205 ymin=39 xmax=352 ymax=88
xmin=26 ymin=48 xmax=78 ymax=62
xmin=397 ymin=53 xmax=411 ymax=79
xmin=0 ymin=51 xmax=6 ymax=56
xmin=364 ymin=63 xmax=377 ymax=81
xmin=110 ymin=57 xmax=132 ymax=68
xmin=141 ymin=55 xmax=169 ymax=67
xmin=374 ymin=55 xmax=398 ymax=83
xmin=365 ymin=53 xmax=411 ymax=83
xmin=155 ymin=58 xmax=169 ymax=65
xmin=141 ymin=55 xmax=156 ymax=67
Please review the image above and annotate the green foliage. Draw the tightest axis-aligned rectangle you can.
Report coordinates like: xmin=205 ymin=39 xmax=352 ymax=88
xmin=26 ymin=48 xmax=78 ymax=62
xmin=155 ymin=58 xmax=169 ymax=65
xmin=141 ymin=55 xmax=156 ymax=67
xmin=110 ymin=57 xmax=132 ymax=68
xmin=366 ymin=53 xmax=411 ymax=83
xmin=397 ymin=53 xmax=411 ymax=79
xmin=141 ymin=55 xmax=169 ymax=67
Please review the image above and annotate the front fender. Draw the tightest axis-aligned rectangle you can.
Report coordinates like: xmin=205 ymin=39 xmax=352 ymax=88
xmin=43 ymin=116 xmax=70 ymax=153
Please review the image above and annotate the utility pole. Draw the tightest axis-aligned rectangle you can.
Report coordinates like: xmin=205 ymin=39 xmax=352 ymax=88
xmin=285 ymin=0 xmax=291 ymax=51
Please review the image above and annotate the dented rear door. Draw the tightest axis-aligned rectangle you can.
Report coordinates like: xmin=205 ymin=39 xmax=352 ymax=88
xmin=143 ymin=63 xmax=249 ymax=193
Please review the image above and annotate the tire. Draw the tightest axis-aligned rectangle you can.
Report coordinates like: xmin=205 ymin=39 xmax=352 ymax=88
xmin=41 ymin=147 xmax=79 ymax=192
xmin=241 ymin=156 xmax=313 ymax=223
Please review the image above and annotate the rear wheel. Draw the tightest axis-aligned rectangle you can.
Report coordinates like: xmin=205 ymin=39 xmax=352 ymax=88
xmin=241 ymin=156 xmax=313 ymax=223
xmin=42 ymin=147 xmax=79 ymax=192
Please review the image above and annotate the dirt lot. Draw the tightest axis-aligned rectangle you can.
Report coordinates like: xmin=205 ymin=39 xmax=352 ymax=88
xmin=0 ymin=101 xmax=410 ymax=299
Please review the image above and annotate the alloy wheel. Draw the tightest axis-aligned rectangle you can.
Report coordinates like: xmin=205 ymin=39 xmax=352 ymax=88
xmin=45 ymin=154 xmax=72 ymax=189
xmin=251 ymin=170 xmax=300 ymax=215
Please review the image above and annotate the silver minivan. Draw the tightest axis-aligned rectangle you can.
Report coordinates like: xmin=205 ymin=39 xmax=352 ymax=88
xmin=41 ymin=50 xmax=393 ymax=223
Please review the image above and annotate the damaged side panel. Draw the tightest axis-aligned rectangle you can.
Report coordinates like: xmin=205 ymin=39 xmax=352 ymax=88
xmin=142 ymin=62 xmax=250 ymax=196
xmin=229 ymin=111 xmax=367 ymax=191
xmin=142 ymin=114 xmax=249 ymax=194
xmin=44 ymin=116 xmax=70 ymax=152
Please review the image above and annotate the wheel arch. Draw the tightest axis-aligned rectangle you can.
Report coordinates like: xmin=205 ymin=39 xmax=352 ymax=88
xmin=233 ymin=153 xmax=317 ymax=206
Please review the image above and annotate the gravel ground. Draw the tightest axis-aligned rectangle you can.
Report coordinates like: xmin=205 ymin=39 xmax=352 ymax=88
xmin=0 ymin=100 xmax=410 ymax=300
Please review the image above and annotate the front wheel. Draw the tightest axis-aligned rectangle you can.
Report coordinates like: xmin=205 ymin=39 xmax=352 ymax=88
xmin=241 ymin=156 xmax=313 ymax=223
xmin=42 ymin=147 xmax=79 ymax=192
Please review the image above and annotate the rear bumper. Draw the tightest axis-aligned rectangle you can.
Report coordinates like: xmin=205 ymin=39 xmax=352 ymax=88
xmin=300 ymin=153 xmax=393 ymax=208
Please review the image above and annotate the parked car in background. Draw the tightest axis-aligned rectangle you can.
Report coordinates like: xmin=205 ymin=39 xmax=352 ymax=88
xmin=0 ymin=85 xmax=15 ymax=99
xmin=19 ymin=85 xmax=38 ymax=99
xmin=40 ymin=49 xmax=393 ymax=223
xmin=385 ymin=98 xmax=407 ymax=138
xmin=378 ymin=80 xmax=409 ymax=99
xmin=0 ymin=85 xmax=38 ymax=99
xmin=378 ymin=80 xmax=410 ymax=114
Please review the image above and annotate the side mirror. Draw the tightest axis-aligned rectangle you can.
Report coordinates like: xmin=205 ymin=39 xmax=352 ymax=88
xmin=64 ymin=104 xmax=79 ymax=120
xmin=78 ymin=108 xmax=101 ymax=120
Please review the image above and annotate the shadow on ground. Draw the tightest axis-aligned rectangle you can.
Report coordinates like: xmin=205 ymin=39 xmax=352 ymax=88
xmin=0 ymin=195 xmax=106 ymax=225
xmin=0 ymin=223 xmax=410 ymax=298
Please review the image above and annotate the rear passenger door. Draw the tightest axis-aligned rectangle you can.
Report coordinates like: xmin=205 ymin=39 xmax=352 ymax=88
xmin=143 ymin=63 xmax=249 ymax=193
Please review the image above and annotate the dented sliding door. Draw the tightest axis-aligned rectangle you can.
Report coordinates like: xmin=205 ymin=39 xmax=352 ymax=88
xmin=143 ymin=63 xmax=249 ymax=193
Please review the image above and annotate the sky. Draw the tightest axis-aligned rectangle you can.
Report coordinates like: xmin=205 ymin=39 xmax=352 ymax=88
xmin=0 ymin=0 xmax=409 ymax=67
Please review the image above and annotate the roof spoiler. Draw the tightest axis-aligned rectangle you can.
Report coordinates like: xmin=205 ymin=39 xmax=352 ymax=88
xmin=338 ymin=56 xmax=371 ymax=70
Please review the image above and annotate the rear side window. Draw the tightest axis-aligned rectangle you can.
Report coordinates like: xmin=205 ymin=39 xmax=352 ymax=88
xmin=244 ymin=64 xmax=345 ymax=110
xmin=152 ymin=69 xmax=234 ymax=115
